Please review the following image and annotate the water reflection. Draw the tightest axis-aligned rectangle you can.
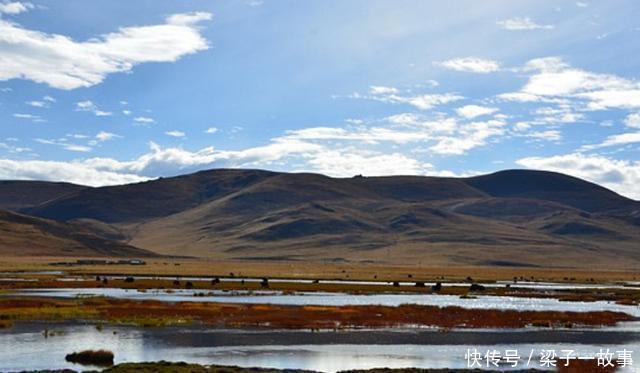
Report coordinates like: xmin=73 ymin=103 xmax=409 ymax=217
xmin=1 ymin=322 xmax=639 ymax=372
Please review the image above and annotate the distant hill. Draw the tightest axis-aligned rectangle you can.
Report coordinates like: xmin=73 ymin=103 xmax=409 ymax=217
xmin=465 ymin=170 xmax=635 ymax=212
xmin=0 ymin=210 xmax=155 ymax=257
xmin=0 ymin=180 xmax=87 ymax=211
xmin=4 ymin=168 xmax=640 ymax=268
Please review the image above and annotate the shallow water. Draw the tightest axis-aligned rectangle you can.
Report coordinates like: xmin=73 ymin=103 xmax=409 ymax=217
xmin=1 ymin=322 xmax=639 ymax=372
xmin=13 ymin=288 xmax=640 ymax=317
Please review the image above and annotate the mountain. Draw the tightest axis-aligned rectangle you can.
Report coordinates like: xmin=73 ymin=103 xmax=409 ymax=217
xmin=465 ymin=170 xmax=635 ymax=212
xmin=25 ymin=169 xmax=276 ymax=223
xmin=6 ymin=169 xmax=640 ymax=268
xmin=0 ymin=210 xmax=155 ymax=257
xmin=0 ymin=180 xmax=87 ymax=211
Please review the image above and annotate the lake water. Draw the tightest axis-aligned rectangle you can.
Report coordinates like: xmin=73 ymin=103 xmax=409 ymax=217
xmin=1 ymin=322 xmax=639 ymax=372
xmin=12 ymin=288 xmax=640 ymax=317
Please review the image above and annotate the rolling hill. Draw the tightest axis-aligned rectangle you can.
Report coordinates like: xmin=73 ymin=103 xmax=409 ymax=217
xmin=0 ymin=210 xmax=155 ymax=257
xmin=0 ymin=180 xmax=87 ymax=211
xmin=4 ymin=168 xmax=640 ymax=268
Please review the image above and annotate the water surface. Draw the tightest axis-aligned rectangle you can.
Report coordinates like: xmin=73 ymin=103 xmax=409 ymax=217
xmin=13 ymin=288 xmax=640 ymax=317
xmin=1 ymin=322 xmax=639 ymax=372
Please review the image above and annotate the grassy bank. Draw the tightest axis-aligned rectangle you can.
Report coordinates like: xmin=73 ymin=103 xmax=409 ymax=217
xmin=0 ymin=296 xmax=633 ymax=330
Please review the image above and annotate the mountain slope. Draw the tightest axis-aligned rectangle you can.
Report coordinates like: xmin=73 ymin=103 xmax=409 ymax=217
xmin=0 ymin=180 xmax=87 ymax=211
xmin=463 ymin=170 xmax=636 ymax=213
xmin=7 ymin=168 xmax=640 ymax=268
xmin=0 ymin=210 xmax=155 ymax=257
xmin=25 ymin=169 xmax=276 ymax=223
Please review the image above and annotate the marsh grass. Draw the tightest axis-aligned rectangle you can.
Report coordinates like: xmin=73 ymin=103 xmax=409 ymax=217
xmin=0 ymin=319 xmax=12 ymax=329
xmin=65 ymin=349 xmax=114 ymax=367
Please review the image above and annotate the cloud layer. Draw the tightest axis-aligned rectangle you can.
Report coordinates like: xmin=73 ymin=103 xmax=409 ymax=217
xmin=0 ymin=11 xmax=212 ymax=89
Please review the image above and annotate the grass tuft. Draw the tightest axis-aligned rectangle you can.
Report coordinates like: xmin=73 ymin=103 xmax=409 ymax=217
xmin=65 ymin=349 xmax=114 ymax=367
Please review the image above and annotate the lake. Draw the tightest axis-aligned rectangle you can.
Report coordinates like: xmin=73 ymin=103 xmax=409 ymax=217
xmin=1 ymin=321 xmax=639 ymax=372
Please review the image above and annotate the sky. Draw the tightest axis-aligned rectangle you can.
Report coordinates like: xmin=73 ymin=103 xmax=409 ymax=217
xmin=1 ymin=0 xmax=640 ymax=199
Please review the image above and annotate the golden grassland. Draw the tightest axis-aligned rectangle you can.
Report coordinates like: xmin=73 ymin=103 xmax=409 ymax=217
xmin=0 ymin=296 xmax=633 ymax=330
xmin=1 ymin=256 xmax=639 ymax=283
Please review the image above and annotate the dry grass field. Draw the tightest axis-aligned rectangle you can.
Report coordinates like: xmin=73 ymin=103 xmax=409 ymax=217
xmin=1 ymin=255 xmax=638 ymax=283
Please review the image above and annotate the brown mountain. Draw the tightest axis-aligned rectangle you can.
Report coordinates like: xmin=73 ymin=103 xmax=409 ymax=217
xmin=0 ymin=210 xmax=155 ymax=257
xmin=8 ymin=169 xmax=640 ymax=268
xmin=0 ymin=180 xmax=87 ymax=211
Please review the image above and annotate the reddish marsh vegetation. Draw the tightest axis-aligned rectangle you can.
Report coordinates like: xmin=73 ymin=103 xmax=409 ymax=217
xmin=0 ymin=297 xmax=632 ymax=329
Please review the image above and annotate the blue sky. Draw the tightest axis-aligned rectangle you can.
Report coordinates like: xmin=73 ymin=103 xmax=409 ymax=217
xmin=1 ymin=0 xmax=640 ymax=198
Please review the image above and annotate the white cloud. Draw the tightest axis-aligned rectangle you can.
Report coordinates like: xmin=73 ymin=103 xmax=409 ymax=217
xmin=63 ymin=144 xmax=92 ymax=152
xmin=286 ymin=115 xmax=506 ymax=156
xmin=76 ymin=100 xmax=112 ymax=116
xmin=305 ymin=148 xmax=433 ymax=177
xmin=0 ymin=1 xmax=33 ymax=14
xmin=500 ymin=57 xmax=640 ymax=111
xmin=579 ymin=90 xmax=640 ymax=110
xmin=496 ymin=92 xmax=542 ymax=103
xmin=353 ymin=88 xmax=463 ymax=111
xmin=531 ymin=106 xmax=584 ymax=125
xmin=67 ymin=134 xmax=88 ymax=139
xmin=205 ymin=127 xmax=218 ymax=134
xmin=497 ymin=17 xmax=554 ymax=31
xmin=165 ymin=130 xmax=186 ymax=138
xmin=429 ymin=119 xmax=506 ymax=155
xmin=523 ymin=57 xmax=568 ymax=73
xmin=625 ymin=113 xmax=640 ymax=128
xmin=13 ymin=113 xmax=43 ymax=122
xmin=0 ymin=128 xmax=465 ymax=186
xmin=122 ymin=110 xmax=132 ymax=116
xmin=0 ymin=159 xmax=148 ymax=187
xmin=580 ymin=132 xmax=640 ymax=151
xmin=438 ymin=57 xmax=500 ymax=73
xmin=134 ymin=116 xmax=155 ymax=124
xmin=369 ymin=85 xmax=399 ymax=95
xmin=25 ymin=100 xmax=47 ymax=108
xmin=385 ymin=113 xmax=420 ymax=125
xmin=576 ymin=1 xmax=588 ymax=7
xmin=405 ymin=93 xmax=464 ymax=110
xmin=455 ymin=105 xmax=498 ymax=119
xmin=166 ymin=12 xmax=213 ymax=26
xmin=517 ymin=153 xmax=640 ymax=200
xmin=0 ymin=12 xmax=212 ymax=89
xmin=524 ymin=130 xmax=562 ymax=141
xmin=0 ymin=141 xmax=31 ymax=154
xmin=95 ymin=131 xmax=120 ymax=142
xmin=35 ymin=137 xmax=91 ymax=152
xmin=26 ymin=96 xmax=54 ymax=108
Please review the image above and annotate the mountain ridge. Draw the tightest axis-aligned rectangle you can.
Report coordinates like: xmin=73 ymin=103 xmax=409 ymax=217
xmin=1 ymin=168 xmax=638 ymax=267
